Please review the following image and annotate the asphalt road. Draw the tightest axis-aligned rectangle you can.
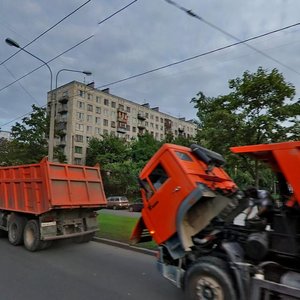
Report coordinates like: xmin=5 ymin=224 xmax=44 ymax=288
xmin=99 ymin=208 xmax=141 ymax=218
xmin=0 ymin=237 xmax=182 ymax=300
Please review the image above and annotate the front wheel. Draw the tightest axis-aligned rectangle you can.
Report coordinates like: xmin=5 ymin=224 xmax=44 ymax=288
xmin=184 ymin=256 xmax=237 ymax=300
xmin=23 ymin=220 xmax=42 ymax=252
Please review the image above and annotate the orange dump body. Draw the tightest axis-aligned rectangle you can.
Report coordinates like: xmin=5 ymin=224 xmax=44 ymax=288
xmin=231 ymin=141 xmax=300 ymax=206
xmin=132 ymin=144 xmax=237 ymax=245
xmin=0 ymin=158 xmax=107 ymax=215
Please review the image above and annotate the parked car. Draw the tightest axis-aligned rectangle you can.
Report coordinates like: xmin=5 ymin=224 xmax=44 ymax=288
xmin=106 ymin=196 xmax=129 ymax=210
xmin=128 ymin=199 xmax=143 ymax=212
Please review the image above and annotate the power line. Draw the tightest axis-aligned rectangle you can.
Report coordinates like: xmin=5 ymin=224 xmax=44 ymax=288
xmin=2 ymin=64 xmax=40 ymax=105
xmin=0 ymin=0 xmax=91 ymax=66
xmin=0 ymin=0 xmax=139 ymax=95
xmin=96 ymin=21 xmax=300 ymax=89
xmin=0 ymin=0 xmax=139 ymax=128
xmin=164 ymin=0 xmax=300 ymax=76
xmin=98 ymin=0 xmax=138 ymax=25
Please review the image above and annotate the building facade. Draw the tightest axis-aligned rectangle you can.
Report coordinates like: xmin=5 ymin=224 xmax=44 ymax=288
xmin=48 ymin=81 xmax=197 ymax=165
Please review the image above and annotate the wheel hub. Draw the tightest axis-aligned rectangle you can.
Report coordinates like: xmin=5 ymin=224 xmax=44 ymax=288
xmin=196 ymin=276 xmax=223 ymax=300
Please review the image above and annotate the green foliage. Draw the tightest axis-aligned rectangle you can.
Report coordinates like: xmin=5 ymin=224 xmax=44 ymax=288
xmin=191 ymin=67 xmax=300 ymax=188
xmin=0 ymin=104 xmax=66 ymax=165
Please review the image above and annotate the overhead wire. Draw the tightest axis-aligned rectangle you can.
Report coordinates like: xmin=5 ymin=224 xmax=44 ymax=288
xmin=164 ymin=0 xmax=300 ymax=76
xmin=96 ymin=21 xmax=300 ymax=89
xmin=0 ymin=0 xmax=139 ymax=128
xmin=0 ymin=0 xmax=92 ymax=66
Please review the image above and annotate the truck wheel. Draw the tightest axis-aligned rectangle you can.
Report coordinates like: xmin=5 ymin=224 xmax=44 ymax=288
xmin=184 ymin=257 xmax=236 ymax=300
xmin=8 ymin=214 xmax=26 ymax=246
xmin=23 ymin=220 xmax=42 ymax=251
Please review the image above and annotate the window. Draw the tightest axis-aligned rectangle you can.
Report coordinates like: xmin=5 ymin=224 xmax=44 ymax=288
xmin=149 ymin=164 xmax=169 ymax=191
xmin=111 ymin=121 xmax=116 ymax=128
xmin=75 ymin=146 xmax=83 ymax=154
xmin=96 ymin=96 xmax=101 ymax=103
xmin=75 ymin=135 xmax=83 ymax=142
xmin=87 ymin=104 xmax=93 ymax=112
xmin=103 ymin=119 xmax=108 ymax=126
xmin=175 ymin=151 xmax=193 ymax=162
xmin=156 ymin=124 xmax=159 ymax=130
xmin=87 ymin=93 xmax=92 ymax=100
xmin=104 ymin=108 xmax=109 ymax=116
xmin=79 ymin=90 xmax=84 ymax=97
xmin=96 ymin=107 xmax=101 ymax=114
xmin=156 ymin=116 xmax=159 ymax=122
xmin=95 ymin=117 xmax=101 ymax=124
xmin=126 ymin=125 xmax=130 ymax=131
xmin=76 ymin=112 xmax=84 ymax=121
xmin=87 ymin=114 xmax=92 ymax=122
xmin=103 ymin=129 xmax=108 ymax=134
xmin=126 ymin=106 xmax=131 ymax=113
xmin=77 ymin=101 xmax=84 ymax=109
xmin=132 ymin=126 xmax=136 ymax=133
xmin=74 ymin=158 xmax=82 ymax=165
xmin=95 ymin=127 xmax=101 ymax=135
xmin=119 ymin=104 xmax=124 ymax=111
xmin=160 ymin=118 xmax=163 ymax=123
xmin=145 ymin=113 xmax=149 ymax=118
xmin=150 ymin=114 xmax=154 ymax=120
xmin=104 ymin=99 xmax=109 ymax=106
xmin=111 ymin=101 xmax=116 ymax=108
xmin=75 ymin=123 xmax=84 ymax=132
xmin=87 ymin=126 xmax=92 ymax=133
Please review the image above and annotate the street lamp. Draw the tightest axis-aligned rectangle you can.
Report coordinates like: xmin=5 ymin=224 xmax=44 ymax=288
xmin=5 ymin=37 xmax=55 ymax=161
xmin=55 ymin=68 xmax=92 ymax=89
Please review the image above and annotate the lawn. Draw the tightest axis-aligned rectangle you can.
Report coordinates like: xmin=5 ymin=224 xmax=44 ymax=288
xmin=96 ymin=212 xmax=157 ymax=250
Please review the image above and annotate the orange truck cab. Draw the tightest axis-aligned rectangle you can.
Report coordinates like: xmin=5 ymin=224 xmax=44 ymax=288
xmin=131 ymin=141 xmax=300 ymax=300
xmin=131 ymin=144 xmax=243 ymax=257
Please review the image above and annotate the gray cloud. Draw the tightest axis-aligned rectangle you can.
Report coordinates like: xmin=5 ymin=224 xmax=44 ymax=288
xmin=1 ymin=0 xmax=300 ymax=131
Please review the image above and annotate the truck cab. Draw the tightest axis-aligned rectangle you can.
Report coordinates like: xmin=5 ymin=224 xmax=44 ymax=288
xmin=132 ymin=143 xmax=241 ymax=256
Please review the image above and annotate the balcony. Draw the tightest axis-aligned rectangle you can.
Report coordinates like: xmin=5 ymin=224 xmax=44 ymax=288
xmin=137 ymin=112 xmax=146 ymax=120
xmin=58 ymin=104 xmax=68 ymax=114
xmin=59 ymin=95 xmax=69 ymax=104
xmin=137 ymin=121 xmax=146 ymax=129
xmin=117 ymin=127 xmax=126 ymax=134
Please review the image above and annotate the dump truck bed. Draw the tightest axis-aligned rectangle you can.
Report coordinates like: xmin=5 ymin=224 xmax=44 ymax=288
xmin=231 ymin=141 xmax=300 ymax=205
xmin=0 ymin=158 xmax=106 ymax=215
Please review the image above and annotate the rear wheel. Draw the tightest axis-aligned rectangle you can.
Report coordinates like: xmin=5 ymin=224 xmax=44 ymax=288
xmin=8 ymin=214 xmax=26 ymax=246
xmin=23 ymin=219 xmax=42 ymax=252
xmin=184 ymin=256 xmax=236 ymax=300
xmin=113 ymin=205 xmax=117 ymax=210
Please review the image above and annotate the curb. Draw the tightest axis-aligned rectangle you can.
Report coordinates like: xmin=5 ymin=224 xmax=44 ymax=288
xmin=92 ymin=237 xmax=156 ymax=256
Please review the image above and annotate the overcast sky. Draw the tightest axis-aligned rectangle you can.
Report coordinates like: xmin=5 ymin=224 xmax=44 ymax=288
xmin=0 ymin=0 xmax=300 ymax=132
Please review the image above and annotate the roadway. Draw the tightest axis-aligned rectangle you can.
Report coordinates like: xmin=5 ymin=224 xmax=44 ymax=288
xmin=0 ymin=237 xmax=181 ymax=300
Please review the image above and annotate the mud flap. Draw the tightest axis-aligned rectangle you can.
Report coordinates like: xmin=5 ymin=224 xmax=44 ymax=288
xmin=130 ymin=217 xmax=152 ymax=244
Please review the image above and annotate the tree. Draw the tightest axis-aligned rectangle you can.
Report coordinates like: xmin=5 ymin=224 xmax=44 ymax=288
xmin=191 ymin=67 xmax=300 ymax=188
xmin=6 ymin=105 xmax=48 ymax=164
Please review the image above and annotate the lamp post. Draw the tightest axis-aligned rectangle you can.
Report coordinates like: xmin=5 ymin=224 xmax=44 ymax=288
xmin=5 ymin=38 xmax=55 ymax=161
xmin=55 ymin=68 xmax=92 ymax=89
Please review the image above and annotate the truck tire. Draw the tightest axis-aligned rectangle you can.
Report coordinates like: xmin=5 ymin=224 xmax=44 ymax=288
xmin=184 ymin=256 xmax=237 ymax=300
xmin=23 ymin=219 xmax=42 ymax=252
xmin=8 ymin=214 xmax=26 ymax=246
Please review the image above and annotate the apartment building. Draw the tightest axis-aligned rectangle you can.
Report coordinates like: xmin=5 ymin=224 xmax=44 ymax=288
xmin=48 ymin=81 xmax=197 ymax=165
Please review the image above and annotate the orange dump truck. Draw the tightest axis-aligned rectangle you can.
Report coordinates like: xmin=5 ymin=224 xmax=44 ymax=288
xmin=131 ymin=142 xmax=300 ymax=300
xmin=0 ymin=158 xmax=106 ymax=251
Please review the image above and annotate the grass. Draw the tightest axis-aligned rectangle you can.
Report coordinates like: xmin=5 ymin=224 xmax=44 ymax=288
xmin=96 ymin=212 xmax=157 ymax=250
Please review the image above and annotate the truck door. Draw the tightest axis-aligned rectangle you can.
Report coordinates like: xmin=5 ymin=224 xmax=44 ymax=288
xmin=142 ymin=161 xmax=186 ymax=244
